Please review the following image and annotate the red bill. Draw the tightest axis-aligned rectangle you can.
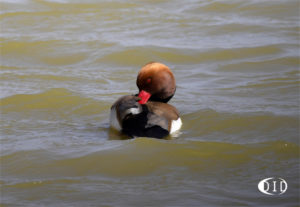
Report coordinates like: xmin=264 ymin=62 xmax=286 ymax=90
xmin=138 ymin=90 xmax=151 ymax=104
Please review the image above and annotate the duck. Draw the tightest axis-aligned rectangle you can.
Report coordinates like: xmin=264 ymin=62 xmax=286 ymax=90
xmin=110 ymin=62 xmax=182 ymax=139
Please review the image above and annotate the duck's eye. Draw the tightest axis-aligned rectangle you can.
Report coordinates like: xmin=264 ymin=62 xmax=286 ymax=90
xmin=146 ymin=78 xmax=152 ymax=84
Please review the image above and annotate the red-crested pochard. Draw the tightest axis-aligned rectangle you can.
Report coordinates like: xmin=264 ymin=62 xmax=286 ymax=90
xmin=110 ymin=62 xmax=182 ymax=138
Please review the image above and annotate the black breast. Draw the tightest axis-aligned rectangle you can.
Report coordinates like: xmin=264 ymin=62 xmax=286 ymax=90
xmin=121 ymin=105 xmax=169 ymax=139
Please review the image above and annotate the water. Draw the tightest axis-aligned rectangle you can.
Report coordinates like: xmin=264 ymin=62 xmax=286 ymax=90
xmin=0 ymin=0 xmax=299 ymax=206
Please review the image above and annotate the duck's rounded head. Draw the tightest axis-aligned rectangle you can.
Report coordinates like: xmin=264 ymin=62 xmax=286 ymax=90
xmin=136 ymin=62 xmax=176 ymax=103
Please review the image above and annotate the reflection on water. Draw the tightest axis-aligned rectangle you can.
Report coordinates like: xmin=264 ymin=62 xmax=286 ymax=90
xmin=0 ymin=0 xmax=299 ymax=206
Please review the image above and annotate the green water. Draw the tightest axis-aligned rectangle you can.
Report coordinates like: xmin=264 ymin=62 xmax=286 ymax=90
xmin=0 ymin=0 xmax=299 ymax=206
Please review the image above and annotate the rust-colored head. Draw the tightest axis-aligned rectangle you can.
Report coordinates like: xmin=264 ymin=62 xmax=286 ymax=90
xmin=136 ymin=62 xmax=176 ymax=103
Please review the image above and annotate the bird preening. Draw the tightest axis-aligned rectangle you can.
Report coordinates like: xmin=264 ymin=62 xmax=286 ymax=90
xmin=110 ymin=62 xmax=182 ymax=139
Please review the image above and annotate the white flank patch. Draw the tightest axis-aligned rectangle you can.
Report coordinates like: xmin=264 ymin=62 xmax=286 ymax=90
xmin=125 ymin=107 xmax=141 ymax=115
xmin=109 ymin=107 xmax=121 ymax=131
xmin=170 ymin=117 xmax=182 ymax=134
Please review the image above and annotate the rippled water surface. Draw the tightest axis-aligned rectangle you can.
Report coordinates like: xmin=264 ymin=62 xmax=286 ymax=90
xmin=1 ymin=0 xmax=299 ymax=206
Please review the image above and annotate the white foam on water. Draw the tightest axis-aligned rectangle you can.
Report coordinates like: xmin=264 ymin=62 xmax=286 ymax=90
xmin=0 ymin=0 xmax=29 ymax=3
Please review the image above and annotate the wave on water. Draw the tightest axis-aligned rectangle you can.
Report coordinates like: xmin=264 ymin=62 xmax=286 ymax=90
xmin=0 ymin=88 xmax=109 ymax=113
xmin=1 ymin=138 xmax=299 ymax=179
